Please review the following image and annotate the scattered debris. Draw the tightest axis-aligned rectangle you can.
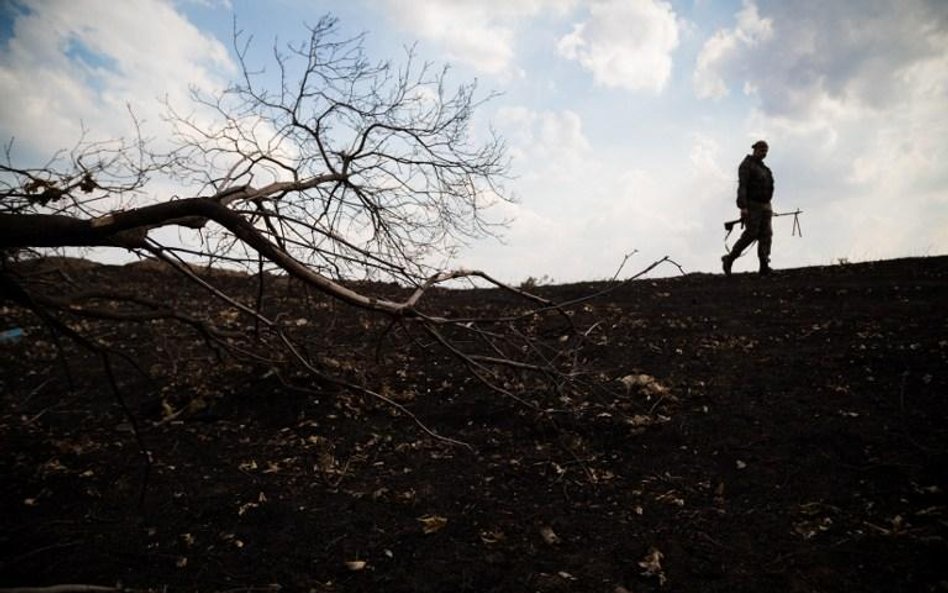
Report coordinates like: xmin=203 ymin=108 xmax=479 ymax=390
xmin=540 ymin=526 xmax=561 ymax=545
xmin=418 ymin=514 xmax=448 ymax=534
xmin=639 ymin=547 xmax=667 ymax=586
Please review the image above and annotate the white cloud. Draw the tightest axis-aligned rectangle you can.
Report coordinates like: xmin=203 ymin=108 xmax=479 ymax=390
xmin=381 ymin=0 xmax=576 ymax=76
xmin=690 ymin=0 xmax=948 ymax=265
xmin=689 ymin=134 xmax=730 ymax=185
xmin=459 ymin=109 xmax=739 ymax=282
xmin=177 ymin=0 xmax=233 ymax=8
xmin=0 ymin=0 xmax=233 ymax=159
xmin=693 ymin=0 xmax=773 ymax=99
xmin=696 ymin=0 xmax=947 ymax=118
xmin=557 ymin=0 xmax=680 ymax=93
xmin=496 ymin=107 xmax=591 ymax=182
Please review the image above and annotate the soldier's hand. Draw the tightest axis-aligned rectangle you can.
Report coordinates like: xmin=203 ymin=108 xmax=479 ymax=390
xmin=740 ymin=208 xmax=748 ymax=218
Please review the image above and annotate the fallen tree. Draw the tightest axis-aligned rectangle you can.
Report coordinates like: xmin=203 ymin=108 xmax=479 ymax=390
xmin=0 ymin=17 xmax=677 ymax=465
xmin=1 ymin=19 xmax=559 ymax=427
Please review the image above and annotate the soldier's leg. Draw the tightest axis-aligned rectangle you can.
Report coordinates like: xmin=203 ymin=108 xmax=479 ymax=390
xmin=727 ymin=209 xmax=763 ymax=260
xmin=723 ymin=210 xmax=762 ymax=275
xmin=757 ymin=210 xmax=773 ymax=273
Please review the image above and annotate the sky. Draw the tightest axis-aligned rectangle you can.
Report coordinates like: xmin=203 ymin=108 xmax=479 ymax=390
xmin=1 ymin=0 xmax=946 ymax=283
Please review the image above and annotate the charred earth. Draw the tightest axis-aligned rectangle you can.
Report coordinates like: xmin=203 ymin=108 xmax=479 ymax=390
xmin=2 ymin=256 xmax=946 ymax=592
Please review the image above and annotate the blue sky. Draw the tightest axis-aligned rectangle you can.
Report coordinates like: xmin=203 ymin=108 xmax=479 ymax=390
xmin=2 ymin=0 xmax=946 ymax=282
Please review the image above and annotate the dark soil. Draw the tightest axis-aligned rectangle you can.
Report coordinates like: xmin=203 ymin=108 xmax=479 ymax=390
xmin=2 ymin=256 xmax=946 ymax=592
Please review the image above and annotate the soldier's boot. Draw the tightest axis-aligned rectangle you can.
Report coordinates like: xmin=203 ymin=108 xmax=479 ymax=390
xmin=758 ymin=258 xmax=773 ymax=276
xmin=721 ymin=254 xmax=733 ymax=277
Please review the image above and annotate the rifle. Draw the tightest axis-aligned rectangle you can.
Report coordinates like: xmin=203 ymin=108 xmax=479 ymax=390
xmin=723 ymin=209 xmax=803 ymax=235
xmin=723 ymin=208 xmax=804 ymax=251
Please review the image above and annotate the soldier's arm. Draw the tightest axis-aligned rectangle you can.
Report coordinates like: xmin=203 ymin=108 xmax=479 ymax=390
xmin=736 ymin=160 xmax=750 ymax=209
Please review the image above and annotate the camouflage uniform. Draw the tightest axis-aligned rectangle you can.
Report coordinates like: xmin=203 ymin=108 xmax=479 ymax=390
xmin=724 ymin=152 xmax=774 ymax=274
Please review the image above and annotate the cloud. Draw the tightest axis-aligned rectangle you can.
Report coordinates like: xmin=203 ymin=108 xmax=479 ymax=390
xmin=178 ymin=0 xmax=233 ymax=8
xmin=691 ymin=0 xmax=948 ymax=264
xmin=459 ymin=106 xmax=603 ymax=281
xmin=694 ymin=0 xmax=947 ymax=117
xmin=380 ymin=0 xmax=576 ymax=76
xmin=693 ymin=0 xmax=773 ymax=99
xmin=557 ymin=0 xmax=680 ymax=93
xmin=0 ymin=0 xmax=233 ymax=159
xmin=495 ymin=107 xmax=591 ymax=183
xmin=459 ymin=109 xmax=738 ymax=282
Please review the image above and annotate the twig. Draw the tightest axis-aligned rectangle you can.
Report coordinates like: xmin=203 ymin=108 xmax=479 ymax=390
xmin=22 ymin=378 xmax=52 ymax=405
xmin=0 ymin=273 xmax=153 ymax=511
xmin=0 ymin=541 xmax=82 ymax=570
xmin=100 ymin=351 xmax=152 ymax=511
xmin=275 ymin=330 xmax=474 ymax=451
xmin=0 ymin=585 xmax=121 ymax=593
xmin=647 ymin=393 xmax=667 ymax=415
xmin=421 ymin=323 xmax=539 ymax=410
xmin=22 ymin=406 xmax=54 ymax=426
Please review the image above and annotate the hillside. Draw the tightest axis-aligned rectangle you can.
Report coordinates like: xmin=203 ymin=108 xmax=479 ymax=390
xmin=1 ymin=256 xmax=946 ymax=592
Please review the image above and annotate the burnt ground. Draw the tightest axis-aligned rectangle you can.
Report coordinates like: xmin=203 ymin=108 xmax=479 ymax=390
xmin=1 ymin=255 xmax=946 ymax=592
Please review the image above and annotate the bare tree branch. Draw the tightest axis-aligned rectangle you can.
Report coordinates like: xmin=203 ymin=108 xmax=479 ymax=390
xmin=0 ymin=16 xmax=678 ymax=452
